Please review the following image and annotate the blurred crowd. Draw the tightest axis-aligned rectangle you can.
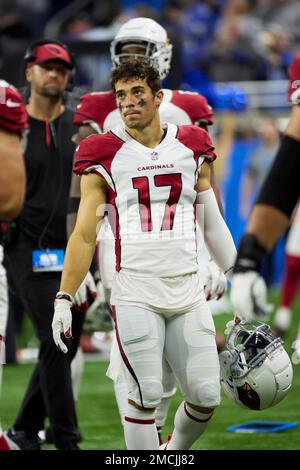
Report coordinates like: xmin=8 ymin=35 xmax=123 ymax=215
xmin=1 ymin=0 xmax=300 ymax=90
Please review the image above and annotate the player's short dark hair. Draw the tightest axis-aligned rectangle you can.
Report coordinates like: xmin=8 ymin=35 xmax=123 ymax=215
xmin=111 ymin=58 xmax=161 ymax=95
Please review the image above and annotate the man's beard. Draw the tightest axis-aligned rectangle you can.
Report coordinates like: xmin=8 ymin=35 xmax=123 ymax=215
xmin=37 ymin=84 xmax=64 ymax=99
xmin=125 ymin=115 xmax=152 ymax=130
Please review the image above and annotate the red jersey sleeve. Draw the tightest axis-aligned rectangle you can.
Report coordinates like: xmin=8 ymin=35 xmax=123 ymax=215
xmin=74 ymin=91 xmax=117 ymax=130
xmin=287 ymin=54 xmax=300 ymax=104
xmin=0 ymin=80 xmax=28 ymax=134
xmin=171 ymin=90 xmax=214 ymax=125
xmin=177 ymin=125 xmax=216 ymax=166
xmin=74 ymin=132 xmax=124 ymax=188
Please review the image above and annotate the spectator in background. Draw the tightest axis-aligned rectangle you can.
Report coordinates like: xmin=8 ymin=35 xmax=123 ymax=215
xmin=180 ymin=0 xmax=222 ymax=70
xmin=258 ymin=24 xmax=293 ymax=80
xmin=207 ymin=0 xmax=264 ymax=81
xmin=253 ymin=0 xmax=300 ymax=47
xmin=0 ymin=0 xmax=33 ymax=39
xmin=240 ymin=116 xmax=280 ymax=219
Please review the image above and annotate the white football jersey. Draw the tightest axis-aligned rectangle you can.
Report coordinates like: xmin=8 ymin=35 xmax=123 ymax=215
xmin=74 ymin=88 xmax=214 ymax=283
xmin=74 ymin=123 xmax=216 ymax=278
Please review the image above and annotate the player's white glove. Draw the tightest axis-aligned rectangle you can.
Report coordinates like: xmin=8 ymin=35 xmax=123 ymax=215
xmin=74 ymin=271 xmax=97 ymax=308
xmin=52 ymin=299 xmax=73 ymax=353
xmin=203 ymin=259 xmax=227 ymax=301
xmin=230 ymin=271 xmax=273 ymax=322
xmin=224 ymin=316 xmax=242 ymax=337
xmin=291 ymin=338 xmax=300 ymax=364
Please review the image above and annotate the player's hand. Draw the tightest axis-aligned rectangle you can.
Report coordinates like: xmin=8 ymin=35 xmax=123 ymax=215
xmin=230 ymin=271 xmax=273 ymax=322
xmin=74 ymin=271 xmax=97 ymax=310
xmin=52 ymin=299 xmax=73 ymax=353
xmin=203 ymin=259 xmax=227 ymax=301
xmin=224 ymin=316 xmax=241 ymax=337
xmin=291 ymin=338 xmax=300 ymax=364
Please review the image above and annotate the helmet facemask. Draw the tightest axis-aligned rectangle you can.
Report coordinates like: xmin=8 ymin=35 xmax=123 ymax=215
xmin=111 ymin=38 xmax=172 ymax=80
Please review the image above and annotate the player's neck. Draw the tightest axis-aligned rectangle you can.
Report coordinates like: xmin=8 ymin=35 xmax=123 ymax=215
xmin=125 ymin=120 xmax=165 ymax=149
xmin=27 ymin=93 xmax=64 ymax=121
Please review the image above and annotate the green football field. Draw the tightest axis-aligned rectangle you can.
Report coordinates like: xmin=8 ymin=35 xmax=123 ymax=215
xmin=1 ymin=291 xmax=300 ymax=450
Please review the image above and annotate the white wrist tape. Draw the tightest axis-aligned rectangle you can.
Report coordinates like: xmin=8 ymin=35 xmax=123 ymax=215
xmin=196 ymin=188 xmax=236 ymax=279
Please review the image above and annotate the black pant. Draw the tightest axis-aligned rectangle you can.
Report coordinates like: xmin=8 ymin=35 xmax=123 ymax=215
xmin=5 ymin=238 xmax=85 ymax=449
xmin=4 ymin=270 xmax=24 ymax=364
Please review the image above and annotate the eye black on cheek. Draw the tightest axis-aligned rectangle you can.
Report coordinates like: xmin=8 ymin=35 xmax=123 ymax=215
xmin=137 ymin=98 xmax=146 ymax=107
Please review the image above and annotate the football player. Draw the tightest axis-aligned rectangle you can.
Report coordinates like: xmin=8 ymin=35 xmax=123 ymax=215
xmin=230 ymin=53 xmax=300 ymax=355
xmin=70 ymin=17 xmax=228 ymax=442
xmin=0 ymin=79 xmax=27 ymax=450
xmin=273 ymin=204 xmax=300 ymax=339
xmin=52 ymin=59 xmax=237 ymax=450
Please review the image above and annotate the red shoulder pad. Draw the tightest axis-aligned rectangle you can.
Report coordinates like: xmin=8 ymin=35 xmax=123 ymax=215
xmin=74 ymin=91 xmax=117 ymax=130
xmin=74 ymin=131 xmax=124 ymax=177
xmin=288 ymin=54 xmax=300 ymax=104
xmin=177 ymin=124 xmax=216 ymax=164
xmin=0 ymin=80 xmax=28 ymax=134
xmin=171 ymin=90 xmax=214 ymax=125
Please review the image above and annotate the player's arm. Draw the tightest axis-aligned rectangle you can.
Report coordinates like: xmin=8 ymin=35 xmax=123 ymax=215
xmin=197 ymin=119 xmax=223 ymax=213
xmin=235 ymin=104 xmax=300 ymax=274
xmin=52 ymin=173 xmax=107 ymax=352
xmin=209 ymin=162 xmax=223 ymax=214
xmin=61 ymin=173 xmax=106 ymax=296
xmin=196 ymin=162 xmax=236 ymax=278
xmin=0 ymin=128 xmax=25 ymax=220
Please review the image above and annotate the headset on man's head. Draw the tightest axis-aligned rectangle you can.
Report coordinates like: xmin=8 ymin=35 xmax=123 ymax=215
xmin=24 ymin=39 xmax=76 ymax=91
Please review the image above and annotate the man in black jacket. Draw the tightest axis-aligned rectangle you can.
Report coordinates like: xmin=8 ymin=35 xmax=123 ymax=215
xmin=5 ymin=41 xmax=83 ymax=450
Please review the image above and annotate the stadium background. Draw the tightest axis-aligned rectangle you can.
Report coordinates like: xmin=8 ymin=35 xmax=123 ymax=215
xmin=1 ymin=0 xmax=300 ymax=450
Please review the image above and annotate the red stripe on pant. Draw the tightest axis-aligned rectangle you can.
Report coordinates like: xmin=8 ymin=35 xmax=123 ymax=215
xmin=184 ymin=403 xmax=212 ymax=423
xmin=125 ymin=417 xmax=155 ymax=425
xmin=281 ymin=254 xmax=300 ymax=307
xmin=0 ymin=435 xmax=11 ymax=450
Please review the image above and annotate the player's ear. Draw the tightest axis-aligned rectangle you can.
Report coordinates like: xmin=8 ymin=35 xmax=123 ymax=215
xmin=155 ymin=89 xmax=164 ymax=107
xmin=25 ymin=67 xmax=33 ymax=83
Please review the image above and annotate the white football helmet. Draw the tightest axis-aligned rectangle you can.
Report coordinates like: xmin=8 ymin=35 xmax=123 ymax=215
xmin=110 ymin=17 xmax=172 ymax=80
xmin=219 ymin=321 xmax=293 ymax=410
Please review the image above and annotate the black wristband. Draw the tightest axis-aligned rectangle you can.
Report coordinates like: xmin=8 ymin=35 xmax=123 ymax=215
xmin=55 ymin=291 xmax=74 ymax=303
xmin=233 ymin=233 xmax=266 ymax=274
